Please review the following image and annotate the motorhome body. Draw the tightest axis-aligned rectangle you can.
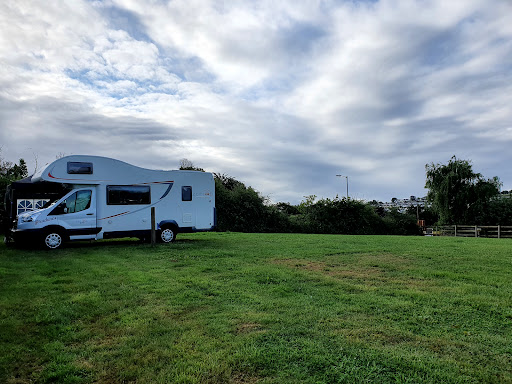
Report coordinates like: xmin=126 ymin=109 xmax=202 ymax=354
xmin=7 ymin=155 xmax=216 ymax=248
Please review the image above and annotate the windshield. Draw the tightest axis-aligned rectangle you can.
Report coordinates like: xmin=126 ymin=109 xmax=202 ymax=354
xmin=43 ymin=200 xmax=58 ymax=209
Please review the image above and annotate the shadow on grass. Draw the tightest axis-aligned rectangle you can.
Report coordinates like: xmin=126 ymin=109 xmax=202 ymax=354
xmin=3 ymin=236 xmax=215 ymax=251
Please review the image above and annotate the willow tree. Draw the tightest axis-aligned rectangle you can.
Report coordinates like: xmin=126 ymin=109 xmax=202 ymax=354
xmin=425 ymin=156 xmax=500 ymax=225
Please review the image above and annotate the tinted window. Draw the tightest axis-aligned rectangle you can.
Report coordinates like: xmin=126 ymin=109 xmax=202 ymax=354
xmin=50 ymin=190 xmax=92 ymax=215
xmin=107 ymin=185 xmax=151 ymax=205
xmin=67 ymin=162 xmax=93 ymax=174
xmin=74 ymin=190 xmax=92 ymax=212
xmin=182 ymin=186 xmax=192 ymax=201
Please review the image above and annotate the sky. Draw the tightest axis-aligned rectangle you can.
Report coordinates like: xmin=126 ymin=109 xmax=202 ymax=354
xmin=1 ymin=0 xmax=512 ymax=204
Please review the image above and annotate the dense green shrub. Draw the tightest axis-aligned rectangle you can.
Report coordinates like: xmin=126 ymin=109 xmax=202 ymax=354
xmin=214 ymin=174 xmax=293 ymax=233
xmin=382 ymin=208 xmax=422 ymax=236
xmin=297 ymin=197 xmax=381 ymax=234
xmin=471 ymin=196 xmax=512 ymax=225
xmin=214 ymin=177 xmax=422 ymax=235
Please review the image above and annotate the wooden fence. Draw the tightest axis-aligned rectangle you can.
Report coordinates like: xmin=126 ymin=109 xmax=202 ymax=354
xmin=426 ymin=225 xmax=512 ymax=238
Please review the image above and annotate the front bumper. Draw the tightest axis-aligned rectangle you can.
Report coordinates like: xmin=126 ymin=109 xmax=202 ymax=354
xmin=11 ymin=228 xmax=44 ymax=244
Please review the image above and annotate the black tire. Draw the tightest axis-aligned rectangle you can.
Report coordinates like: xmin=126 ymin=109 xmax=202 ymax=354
xmin=43 ymin=230 xmax=65 ymax=249
xmin=159 ymin=227 xmax=176 ymax=243
xmin=4 ymin=235 xmax=14 ymax=247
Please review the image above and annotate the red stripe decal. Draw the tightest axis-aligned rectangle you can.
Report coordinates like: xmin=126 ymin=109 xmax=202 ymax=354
xmin=47 ymin=171 xmax=108 ymax=182
xmin=98 ymin=211 xmax=130 ymax=220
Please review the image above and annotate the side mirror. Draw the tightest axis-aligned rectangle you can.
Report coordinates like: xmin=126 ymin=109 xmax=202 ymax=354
xmin=63 ymin=207 xmax=68 ymax=214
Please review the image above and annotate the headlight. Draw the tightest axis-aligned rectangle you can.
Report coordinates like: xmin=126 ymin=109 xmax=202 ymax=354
xmin=21 ymin=215 xmax=34 ymax=222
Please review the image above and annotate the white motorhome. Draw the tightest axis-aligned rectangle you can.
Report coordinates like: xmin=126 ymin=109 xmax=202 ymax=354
xmin=8 ymin=155 xmax=216 ymax=249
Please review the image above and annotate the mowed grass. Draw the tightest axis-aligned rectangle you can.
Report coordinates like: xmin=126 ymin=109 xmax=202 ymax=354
xmin=0 ymin=233 xmax=511 ymax=384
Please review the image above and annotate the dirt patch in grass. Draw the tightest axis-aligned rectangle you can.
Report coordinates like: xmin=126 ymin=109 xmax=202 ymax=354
xmin=273 ymin=257 xmax=392 ymax=283
xmin=230 ymin=371 xmax=261 ymax=383
xmin=272 ymin=255 xmax=439 ymax=292
xmin=87 ymin=335 xmax=119 ymax=349
xmin=337 ymin=325 xmax=476 ymax=364
xmin=235 ymin=322 xmax=266 ymax=335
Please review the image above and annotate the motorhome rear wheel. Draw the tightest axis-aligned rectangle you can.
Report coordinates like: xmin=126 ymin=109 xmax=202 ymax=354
xmin=160 ymin=227 xmax=176 ymax=243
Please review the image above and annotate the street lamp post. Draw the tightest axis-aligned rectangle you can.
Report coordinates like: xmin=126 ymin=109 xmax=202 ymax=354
xmin=336 ymin=174 xmax=349 ymax=199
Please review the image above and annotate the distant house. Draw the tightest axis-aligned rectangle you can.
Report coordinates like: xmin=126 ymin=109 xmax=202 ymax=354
xmin=378 ymin=196 xmax=429 ymax=213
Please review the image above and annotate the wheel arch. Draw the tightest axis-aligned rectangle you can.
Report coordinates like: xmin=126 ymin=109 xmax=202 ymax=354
xmin=158 ymin=220 xmax=179 ymax=232
xmin=43 ymin=225 xmax=68 ymax=237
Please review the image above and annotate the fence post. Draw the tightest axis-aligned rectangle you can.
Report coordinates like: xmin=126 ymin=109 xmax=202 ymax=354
xmin=454 ymin=225 xmax=457 ymax=237
xmin=498 ymin=225 xmax=501 ymax=239
xmin=475 ymin=225 xmax=478 ymax=238
xmin=151 ymin=207 xmax=156 ymax=246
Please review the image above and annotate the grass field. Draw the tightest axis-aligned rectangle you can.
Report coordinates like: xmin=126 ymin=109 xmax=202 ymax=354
xmin=1 ymin=233 xmax=511 ymax=383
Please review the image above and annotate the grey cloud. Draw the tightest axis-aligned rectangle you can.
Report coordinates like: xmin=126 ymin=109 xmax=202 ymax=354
xmin=0 ymin=96 xmax=180 ymax=169
xmin=2 ymin=0 xmax=512 ymax=203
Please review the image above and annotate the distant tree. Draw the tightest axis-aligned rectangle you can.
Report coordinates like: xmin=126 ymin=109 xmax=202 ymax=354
xmin=1 ymin=156 xmax=28 ymax=194
xmin=474 ymin=197 xmax=512 ymax=225
xmin=179 ymin=158 xmax=204 ymax=172
xmin=297 ymin=195 xmax=317 ymax=214
xmin=214 ymin=173 xmax=292 ymax=233
xmin=374 ymin=205 xmax=386 ymax=218
xmin=425 ymin=156 xmax=501 ymax=224
xmin=1 ymin=154 xmax=29 ymax=233
xmin=405 ymin=205 xmax=439 ymax=226
xmin=274 ymin=202 xmax=300 ymax=215
xmin=214 ymin=173 xmax=243 ymax=191
xmin=382 ymin=207 xmax=422 ymax=236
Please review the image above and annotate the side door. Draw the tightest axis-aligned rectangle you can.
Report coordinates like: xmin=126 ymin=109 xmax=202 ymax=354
xmin=177 ymin=185 xmax=195 ymax=227
xmin=50 ymin=189 xmax=97 ymax=239
xmin=194 ymin=186 xmax=214 ymax=230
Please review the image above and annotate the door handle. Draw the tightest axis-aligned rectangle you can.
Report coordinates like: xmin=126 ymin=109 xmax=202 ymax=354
xmin=86 ymin=213 xmax=94 ymax=216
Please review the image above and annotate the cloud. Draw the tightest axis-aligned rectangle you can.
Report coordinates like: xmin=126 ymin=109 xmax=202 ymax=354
xmin=1 ymin=0 xmax=512 ymax=203
xmin=113 ymin=0 xmax=329 ymax=89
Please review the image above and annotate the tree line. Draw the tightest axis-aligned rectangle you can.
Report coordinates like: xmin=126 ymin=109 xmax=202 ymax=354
xmin=1 ymin=155 xmax=510 ymax=236
xmin=177 ymin=159 xmax=422 ymax=235
xmin=204 ymin=156 xmax=512 ymax=234
xmin=213 ymin=173 xmax=422 ymax=235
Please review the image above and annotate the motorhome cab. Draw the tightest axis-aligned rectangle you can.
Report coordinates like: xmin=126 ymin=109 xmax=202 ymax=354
xmin=5 ymin=155 xmax=216 ymax=249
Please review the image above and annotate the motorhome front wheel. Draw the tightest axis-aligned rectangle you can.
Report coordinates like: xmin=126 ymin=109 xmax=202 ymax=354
xmin=4 ymin=235 xmax=14 ymax=247
xmin=160 ymin=228 xmax=176 ymax=243
xmin=44 ymin=232 xmax=64 ymax=249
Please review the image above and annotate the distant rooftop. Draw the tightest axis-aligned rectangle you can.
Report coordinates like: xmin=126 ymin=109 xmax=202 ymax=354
xmin=371 ymin=196 xmax=429 ymax=213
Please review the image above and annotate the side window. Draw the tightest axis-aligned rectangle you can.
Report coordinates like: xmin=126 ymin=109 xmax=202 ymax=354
xmin=107 ymin=185 xmax=151 ymax=205
xmin=75 ymin=190 xmax=92 ymax=212
xmin=49 ymin=190 xmax=92 ymax=215
xmin=67 ymin=162 xmax=93 ymax=174
xmin=65 ymin=191 xmax=77 ymax=213
xmin=182 ymin=186 xmax=192 ymax=201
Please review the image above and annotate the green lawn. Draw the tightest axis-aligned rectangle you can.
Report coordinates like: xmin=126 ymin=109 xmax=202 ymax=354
xmin=0 ymin=233 xmax=511 ymax=383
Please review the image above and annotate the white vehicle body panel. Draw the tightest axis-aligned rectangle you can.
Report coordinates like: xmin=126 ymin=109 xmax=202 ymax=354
xmin=14 ymin=155 xmax=215 ymax=245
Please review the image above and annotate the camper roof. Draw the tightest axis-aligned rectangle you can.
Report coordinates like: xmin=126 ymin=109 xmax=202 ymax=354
xmin=31 ymin=155 xmax=180 ymax=185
